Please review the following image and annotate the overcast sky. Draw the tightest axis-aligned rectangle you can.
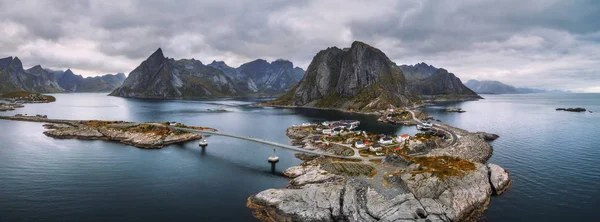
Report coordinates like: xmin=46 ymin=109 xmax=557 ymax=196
xmin=1 ymin=0 xmax=598 ymax=92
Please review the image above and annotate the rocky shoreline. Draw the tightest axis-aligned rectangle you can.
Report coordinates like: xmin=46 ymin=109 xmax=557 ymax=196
xmin=0 ymin=115 xmax=214 ymax=148
xmin=247 ymin=114 xmax=511 ymax=222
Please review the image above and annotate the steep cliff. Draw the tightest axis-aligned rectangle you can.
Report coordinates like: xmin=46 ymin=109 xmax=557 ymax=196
xmin=0 ymin=57 xmax=64 ymax=93
xmin=270 ymin=41 xmax=419 ymax=112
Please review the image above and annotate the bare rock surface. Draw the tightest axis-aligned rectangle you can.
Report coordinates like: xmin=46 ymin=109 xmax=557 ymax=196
xmin=488 ymin=163 xmax=512 ymax=195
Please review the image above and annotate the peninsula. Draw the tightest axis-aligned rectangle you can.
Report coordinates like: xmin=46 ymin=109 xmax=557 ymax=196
xmin=247 ymin=110 xmax=511 ymax=221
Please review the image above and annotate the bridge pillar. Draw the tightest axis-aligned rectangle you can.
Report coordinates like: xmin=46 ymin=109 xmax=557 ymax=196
xmin=268 ymin=149 xmax=279 ymax=173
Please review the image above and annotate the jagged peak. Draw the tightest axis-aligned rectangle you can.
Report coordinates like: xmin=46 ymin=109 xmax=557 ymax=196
xmin=209 ymin=60 xmax=227 ymax=66
xmin=0 ymin=56 xmax=13 ymax=61
xmin=64 ymin=69 xmax=75 ymax=75
xmin=148 ymin=48 xmax=165 ymax=60
xmin=31 ymin=64 xmax=43 ymax=69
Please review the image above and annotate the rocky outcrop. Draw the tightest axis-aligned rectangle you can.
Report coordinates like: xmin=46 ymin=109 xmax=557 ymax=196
xmin=487 ymin=163 xmax=511 ymax=195
xmin=0 ymin=115 xmax=208 ymax=149
xmin=427 ymin=124 xmax=494 ymax=163
xmin=270 ymin=41 xmax=419 ymax=112
xmin=0 ymin=57 xmax=64 ymax=93
xmin=249 ymin=158 xmax=503 ymax=222
xmin=401 ymin=63 xmax=481 ymax=101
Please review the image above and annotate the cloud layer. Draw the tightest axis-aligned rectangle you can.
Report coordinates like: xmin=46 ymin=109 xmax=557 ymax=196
xmin=1 ymin=0 xmax=598 ymax=91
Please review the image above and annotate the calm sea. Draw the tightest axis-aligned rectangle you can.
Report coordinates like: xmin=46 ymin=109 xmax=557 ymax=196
xmin=0 ymin=93 xmax=598 ymax=221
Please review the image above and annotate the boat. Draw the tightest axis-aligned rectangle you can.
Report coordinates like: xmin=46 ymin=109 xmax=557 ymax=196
xmin=416 ymin=122 xmax=433 ymax=131
xmin=199 ymin=139 xmax=208 ymax=147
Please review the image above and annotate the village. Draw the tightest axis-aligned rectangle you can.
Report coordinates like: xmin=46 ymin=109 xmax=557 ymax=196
xmin=287 ymin=115 xmax=453 ymax=160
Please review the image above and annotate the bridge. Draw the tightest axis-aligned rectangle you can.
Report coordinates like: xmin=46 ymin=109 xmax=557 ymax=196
xmin=175 ymin=127 xmax=359 ymax=159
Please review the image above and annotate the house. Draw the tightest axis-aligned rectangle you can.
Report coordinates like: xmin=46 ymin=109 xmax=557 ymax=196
xmin=322 ymin=129 xmax=332 ymax=135
xmin=312 ymin=136 xmax=322 ymax=144
xmin=396 ymin=134 xmax=410 ymax=143
xmin=379 ymin=136 xmax=394 ymax=145
xmin=301 ymin=123 xmax=312 ymax=127
xmin=332 ymin=127 xmax=343 ymax=135
xmin=369 ymin=144 xmax=382 ymax=152
xmin=355 ymin=141 xmax=366 ymax=149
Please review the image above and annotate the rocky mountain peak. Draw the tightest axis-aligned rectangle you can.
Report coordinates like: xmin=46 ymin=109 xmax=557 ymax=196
xmin=0 ymin=56 xmax=14 ymax=70
xmin=11 ymin=57 xmax=23 ymax=69
xmin=271 ymin=41 xmax=415 ymax=112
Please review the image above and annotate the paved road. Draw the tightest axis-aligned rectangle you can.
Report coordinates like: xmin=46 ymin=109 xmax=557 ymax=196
xmin=407 ymin=110 xmax=458 ymax=146
xmin=176 ymin=127 xmax=360 ymax=159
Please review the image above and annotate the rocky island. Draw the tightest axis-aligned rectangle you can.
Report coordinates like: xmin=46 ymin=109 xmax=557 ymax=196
xmin=0 ymin=115 xmax=215 ymax=148
xmin=247 ymin=114 xmax=511 ymax=221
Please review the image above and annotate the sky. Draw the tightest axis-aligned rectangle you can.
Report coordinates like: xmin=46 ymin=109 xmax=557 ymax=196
xmin=0 ymin=0 xmax=599 ymax=92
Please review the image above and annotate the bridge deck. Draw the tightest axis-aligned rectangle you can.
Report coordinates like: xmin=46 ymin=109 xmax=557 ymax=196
xmin=176 ymin=128 xmax=357 ymax=159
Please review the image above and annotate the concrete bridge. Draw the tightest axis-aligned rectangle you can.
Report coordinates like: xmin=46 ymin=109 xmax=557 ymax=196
xmin=175 ymin=127 xmax=358 ymax=159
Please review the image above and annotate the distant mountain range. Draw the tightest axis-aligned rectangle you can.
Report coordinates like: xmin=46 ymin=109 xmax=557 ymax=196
xmin=269 ymin=41 xmax=480 ymax=112
xmin=465 ymin=80 xmax=568 ymax=94
xmin=0 ymin=56 xmax=125 ymax=94
xmin=110 ymin=48 xmax=305 ymax=98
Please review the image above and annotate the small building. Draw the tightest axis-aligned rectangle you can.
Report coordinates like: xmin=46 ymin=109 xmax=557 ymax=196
xmin=322 ymin=129 xmax=332 ymax=135
xmin=379 ymin=136 xmax=394 ymax=145
xmin=369 ymin=144 xmax=382 ymax=152
xmin=396 ymin=134 xmax=410 ymax=143
xmin=301 ymin=123 xmax=312 ymax=127
xmin=355 ymin=141 xmax=366 ymax=149
xmin=312 ymin=136 xmax=322 ymax=144
xmin=332 ymin=127 xmax=343 ymax=135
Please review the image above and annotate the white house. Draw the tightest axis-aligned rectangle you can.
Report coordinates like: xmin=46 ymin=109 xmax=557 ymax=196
xmin=396 ymin=134 xmax=410 ymax=143
xmin=379 ymin=136 xmax=394 ymax=145
xmin=369 ymin=144 xmax=383 ymax=152
xmin=355 ymin=141 xmax=366 ymax=149
xmin=322 ymin=129 xmax=332 ymax=135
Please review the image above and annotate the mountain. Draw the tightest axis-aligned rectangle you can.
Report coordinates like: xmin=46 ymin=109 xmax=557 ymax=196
xmin=399 ymin=62 xmax=439 ymax=81
xmin=0 ymin=56 xmax=64 ymax=93
xmin=400 ymin=63 xmax=481 ymax=101
xmin=269 ymin=41 xmax=419 ymax=112
xmin=208 ymin=59 xmax=305 ymax=95
xmin=110 ymin=48 xmax=239 ymax=98
xmin=111 ymin=48 xmax=304 ymax=99
xmin=54 ymin=69 xmax=125 ymax=92
xmin=465 ymin=80 xmax=564 ymax=94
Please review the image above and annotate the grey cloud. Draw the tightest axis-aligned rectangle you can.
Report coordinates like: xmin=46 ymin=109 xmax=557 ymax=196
xmin=0 ymin=0 xmax=598 ymax=91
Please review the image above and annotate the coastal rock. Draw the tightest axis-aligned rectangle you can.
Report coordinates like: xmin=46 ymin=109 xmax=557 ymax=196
xmin=289 ymin=167 xmax=343 ymax=187
xmin=556 ymin=107 xmax=586 ymax=112
xmin=283 ymin=165 xmax=317 ymax=178
xmin=392 ymin=163 xmax=492 ymax=220
xmin=427 ymin=125 xmax=493 ymax=163
xmin=487 ymin=163 xmax=512 ymax=195
xmin=476 ymin=132 xmax=500 ymax=141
